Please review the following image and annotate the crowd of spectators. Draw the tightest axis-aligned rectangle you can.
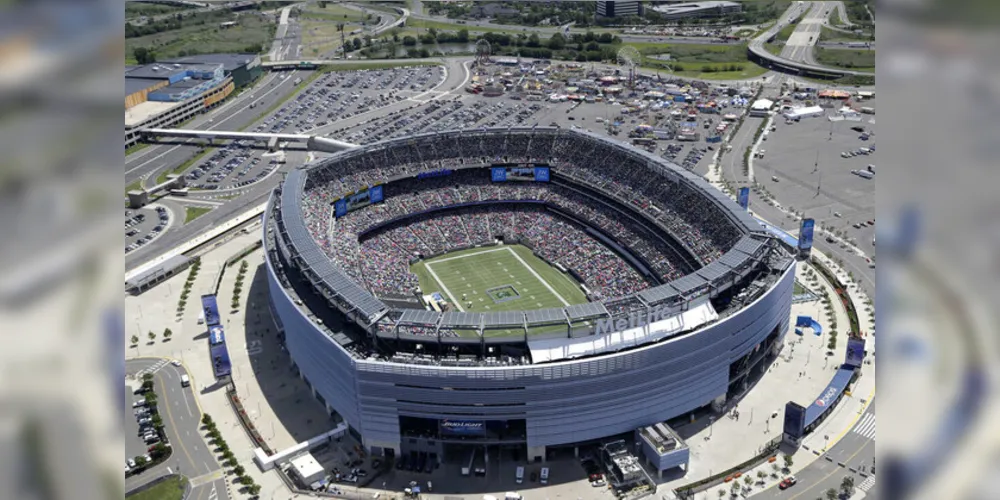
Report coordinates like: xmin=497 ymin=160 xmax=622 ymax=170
xmin=296 ymin=129 xmax=742 ymax=301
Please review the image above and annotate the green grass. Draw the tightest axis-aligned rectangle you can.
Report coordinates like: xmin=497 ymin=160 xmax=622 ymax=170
xmin=126 ymin=179 xmax=143 ymax=195
xmin=126 ymin=142 xmax=150 ymax=157
xmin=126 ymin=14 xmax=273 ymax=61
xmin=774 ymin=22 xmax=798 ymax=43
xmin=411 ymin=245 xmax=587 ymax=333
xmin=794 ymin=281 xmax=809 ymax=295
xmin=301 ymin=4 xmax=370 ymax=23
xmin=829 ymin=6 xmax=845 ymax=26
xmin=407 ymin=17 xmax=525 ymax=35
xmin=126 ymin=476 xmax=186 ymax=500
xmin=819 ymin=25 xmax=872 ymax=42
xmin=184 ymin=206 xmax=213 ymax=224
xmin=814 ymin=47 xmax=875 ymax=71
xmin=765 ymin=43 xmax=782 ymax=56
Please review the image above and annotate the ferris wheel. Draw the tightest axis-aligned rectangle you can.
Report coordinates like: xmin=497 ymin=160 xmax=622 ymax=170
xmin=616 ymin=46 xmax=642 ymax=88
xmin=475 ymin=39 xmax=492 ymax=66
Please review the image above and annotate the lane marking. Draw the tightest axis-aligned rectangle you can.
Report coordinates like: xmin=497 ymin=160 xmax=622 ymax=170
xmin=505 ymin=247 xmax=570 ymax=306
xmin=425 ymin=261 xmax=464 ymax=312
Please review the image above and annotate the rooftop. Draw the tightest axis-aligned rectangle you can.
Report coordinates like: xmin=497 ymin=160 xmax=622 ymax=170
xmin=126 ymin=77 xmax=164 ymax=97
xmin=125 ymin=100 xmax=181 ymax=127
xmin=160 ymin=53 xmax=259 ymax=72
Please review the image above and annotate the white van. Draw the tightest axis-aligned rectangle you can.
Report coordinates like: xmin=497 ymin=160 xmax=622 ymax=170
xmin=180 ymin=374 xmax=190 ymax=387
xmin=505 ymin=493 xmax=522 ymax=500
xmin=540 ymin=467 xmax=549 ymax=484
xmin=515 ymin=466 xmax=524 ymax=484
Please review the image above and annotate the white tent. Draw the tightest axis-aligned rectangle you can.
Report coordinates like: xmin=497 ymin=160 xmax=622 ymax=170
xmin=783 ymin=105 xmax=824 ymax=119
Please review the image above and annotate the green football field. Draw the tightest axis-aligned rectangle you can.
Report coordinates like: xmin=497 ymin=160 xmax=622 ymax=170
xmin=411 ymin=245 xmax=588 ymax=330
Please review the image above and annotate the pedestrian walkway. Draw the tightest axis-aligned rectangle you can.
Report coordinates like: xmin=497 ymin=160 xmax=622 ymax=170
xmin=852 ymin=413 xmax=875 ymax=440
xmin=132 ymin=359 xmax=169 ymax=379
xmin=857 ymin=474 xmax=876 ymax=493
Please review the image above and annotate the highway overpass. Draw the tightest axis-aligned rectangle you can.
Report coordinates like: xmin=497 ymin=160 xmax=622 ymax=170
xmin=142 ymin=128 xmax=356 ymax=153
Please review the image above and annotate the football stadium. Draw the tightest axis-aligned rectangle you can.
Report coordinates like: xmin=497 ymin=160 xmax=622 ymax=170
xmin=264 ymin=127 xmax=795 ymax=467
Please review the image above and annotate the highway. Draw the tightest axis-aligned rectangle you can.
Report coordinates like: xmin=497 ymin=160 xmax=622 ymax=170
xmin=125 ymin=358 xmax=228 ymax=500
xmin=747 ymin=1 xmax=874 ymax=78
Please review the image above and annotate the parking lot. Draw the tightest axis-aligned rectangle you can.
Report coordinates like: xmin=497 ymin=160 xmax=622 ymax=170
xmin=125 ymin=205 xmax=170 ymax=254
xmin=125 ymin=373 xmax=172 ymax=477
xmin=179 ymin=67 xmax=445 ymax=192
xmin=754 ymin=99 xmax=876 ymax=253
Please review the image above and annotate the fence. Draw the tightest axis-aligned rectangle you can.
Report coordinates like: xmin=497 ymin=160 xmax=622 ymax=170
xmin=213 ymin=240 xmax=263 ymax=296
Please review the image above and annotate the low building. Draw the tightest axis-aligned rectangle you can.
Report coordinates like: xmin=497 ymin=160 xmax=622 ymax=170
xmin=124 ymin=53 xmax=261 ymax=150
xmin=783 ymin=105 xmax=824 ymax=120
xmin=288 ymin=453 xmax=325 ymax=486
xmin=597 ymin=1 xmax=643 ymax=18
xmin=651 ymin=1 xmax=742 ymax=20
xmin=749 ymin=98 xmax=773 ymax=117
xmin=636 ymin=423 xmax=690 ymax=478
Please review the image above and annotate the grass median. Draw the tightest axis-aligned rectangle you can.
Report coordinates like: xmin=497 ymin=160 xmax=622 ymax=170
xmin=814 ymin=47 xmax=875 ymax=71
xmin=184 ymin=206 xmax=213 ymax=224
xmin=126 ymin=476 xmax=186 ymax=500
xmin=156 ymin=147 xmax=214 ymax=185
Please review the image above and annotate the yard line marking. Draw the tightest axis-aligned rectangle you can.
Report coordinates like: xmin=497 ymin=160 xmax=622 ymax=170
xmin=425 ymin=262 xmax=464 ymax=312
xmin=431 ymin=246 xmax=508 ymax=264
xmin=505 ymin=247 xmax=570 ymax=306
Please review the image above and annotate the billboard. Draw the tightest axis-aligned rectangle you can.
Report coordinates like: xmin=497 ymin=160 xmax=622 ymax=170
xmin=845 ymin=337 xmax=866 ymax=367
xmin=440 ymin=419 xmax=486 ymax=436
xmin=534 ymin=166 xmax=550 ymax=182
xmin=491 ymin=167 xmax=507 ymax=182
xmin=201 ymin=295 xmax=220 ymax=326
xmin=798 ymin=218 xmax=815 ymax=253
xmin=738 ymin=187 xmax=750 ymax=210
xmin=783 ymin=401 xmax=806 ymax=441
xmin=333 ymin=185 xmax=384 ymax=218
xmin=209 ymin=325 xmax=225 ymax=345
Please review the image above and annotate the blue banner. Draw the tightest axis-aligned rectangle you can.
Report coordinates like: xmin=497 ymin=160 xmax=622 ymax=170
xmin=370 ymin=185 xmax=384 ymax=203
xmin=798 ymin=218 xmax=815 ymax=252
xmin=210 ymin=342 xmax=232 ymax=378
xmin=534 ymin=166 xmax=550 ymax=182
xmin=491 ymin=167 xmax=507 ymax=182
xmin=783 ymin=401 xmax=806 ymax=440
xmin=201 ymin=295 xmax=220 ymax=326
xmin=440 ymin=419 xmax=486 ymax=436
xmin=334 ymin=199 xmax=348 ymax=218
xmin=738 ymin=187 xmax=750 ymax=209
xmin=209 ymin=325 xmax=225 ymax=345
xmin=845 ymin=337 xmax=866 ymax=367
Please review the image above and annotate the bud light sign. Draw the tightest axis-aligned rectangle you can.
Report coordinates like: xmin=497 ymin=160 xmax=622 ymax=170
xmin=440 ymin=419 xmax=485 ymax=436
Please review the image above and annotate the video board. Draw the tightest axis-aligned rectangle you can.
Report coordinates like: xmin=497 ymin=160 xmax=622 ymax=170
xmin=334 ymin=185 xmax=384 ymax=218
xmin=490 ymin=164 xmax=550 ymax=183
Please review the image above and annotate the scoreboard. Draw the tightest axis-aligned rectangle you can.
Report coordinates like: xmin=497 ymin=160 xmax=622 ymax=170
xmin=334 ymin=185 xmax=384 ymax=218
xmin=490 ymin=164 xmax=551 ymax=182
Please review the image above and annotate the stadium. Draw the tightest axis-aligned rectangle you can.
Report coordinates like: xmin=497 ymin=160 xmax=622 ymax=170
xmin=263 ymin=127 xmax=795 ymax=466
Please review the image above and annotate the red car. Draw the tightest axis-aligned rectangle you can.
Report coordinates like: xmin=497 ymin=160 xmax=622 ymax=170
xmin=779 ymin=476 xmax=797 ymax=490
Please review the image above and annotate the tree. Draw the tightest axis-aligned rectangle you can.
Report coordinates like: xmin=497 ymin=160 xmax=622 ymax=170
xmin=317 ymin=1 xmax=327 ymax=7
xmin=547 ymin=32 xmax=566 ymax=50
xmin=457 ymin=28 xmax=469 ymax=43
xmin=718 ymin=489 xmax=726 ymax=498
xmin=148 ymin=331 xmax=156 ymax=343
xmin=840 ymin=476 xmax=855 ymax=496
xmin=352 ymin=38 xmax=362 ymax=50
xmin=825 ymin=488 xmax=837 ymax=500
xmin=247 ymin=484 xmax=261 ymax=496
xmin=133 ymin=47 xmax=156 ymax=64
xmin=142 ymin=380 xmax=155 ymax=393
xmin=402 ymin=35 xmax=417 ymax=46
xmin=783 ymin=454 xmax=794 ymax=470
xmin=150 ymin=442 xmax=168 ymax=460
xmin=241 ymin=475 xmax=255 ymax=487
xmin=586 ymin=41 xmax=600 ymax=52
xmin=527 ymin=33 xmax=541 ymax=48
xmin=152 ymin=414 xmax=163 ymax=428
xmin=163 ymin=328 xmax=172 ymax=341
xmin=234 ymin=464 xmax=245 ymax=476
xmin=134 ymin=455 xmax=148 ymax=468
xmin=130 ymin=335 xmax=139 ymax=346
xmin=756 ymin=470 xmax=766 ymax=483
xmin=202 ymin=414 xmax=214 ymax=426
xmin=743 ymin=474 xmax=753 ymax=489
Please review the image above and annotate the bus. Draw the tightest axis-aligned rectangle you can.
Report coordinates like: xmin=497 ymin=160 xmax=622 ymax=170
xmin=632 ymin=137 xmax=655 ymax=146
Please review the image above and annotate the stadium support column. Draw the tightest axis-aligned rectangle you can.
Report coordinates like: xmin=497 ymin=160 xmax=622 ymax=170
xmin=528 ymin=445 xmax=546 ymax=463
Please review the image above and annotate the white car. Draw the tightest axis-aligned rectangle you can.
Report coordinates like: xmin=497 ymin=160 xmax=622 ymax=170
xmin=171 ymin=360 xmax=182 ymax=367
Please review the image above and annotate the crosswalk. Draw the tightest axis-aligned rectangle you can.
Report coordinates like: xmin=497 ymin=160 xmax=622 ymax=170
xmin=133 ymin=359 xmax=169 ymax=379
xmin=853 ymin=412 xmax=876 ymax=440
xmin=858 ymin=474 xmax=876 ymax=492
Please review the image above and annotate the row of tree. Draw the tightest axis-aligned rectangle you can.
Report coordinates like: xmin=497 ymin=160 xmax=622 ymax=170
xmin=202 ymin=413 xmax=262 ymax=496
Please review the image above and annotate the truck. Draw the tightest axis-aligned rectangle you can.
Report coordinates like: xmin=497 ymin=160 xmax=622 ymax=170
xmin=852 ymin=169 xmax=874 ymax=179
xmin=860 ymin=106 xmax=875 ymax=114
xmin=180 ymin=374 xmax=190 ymax=387
xmin=515 ymin=466 xmax=524 ymax=484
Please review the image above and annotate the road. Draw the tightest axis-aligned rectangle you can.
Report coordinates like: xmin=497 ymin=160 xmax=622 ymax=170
xmin=125 ymin=68 xmax=310 ymax=189
xmin=752 ymin=407 xmax=875 ymax=499
xmin=125 ymin=358 xmax=228 ymax=500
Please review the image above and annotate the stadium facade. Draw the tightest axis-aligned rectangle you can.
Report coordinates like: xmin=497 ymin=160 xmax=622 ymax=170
xmin=263 ymin=128 xmax=795 ymax=463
